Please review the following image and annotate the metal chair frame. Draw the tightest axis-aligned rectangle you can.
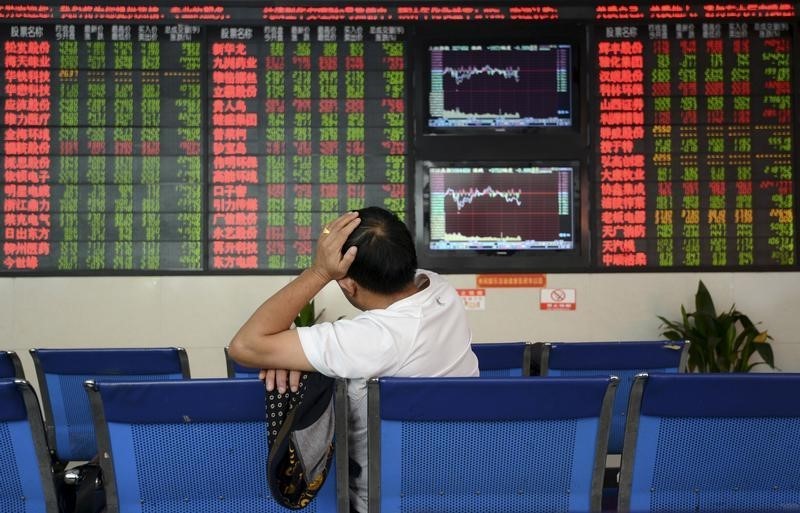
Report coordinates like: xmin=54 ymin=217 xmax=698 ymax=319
xmin=0 ymin=379 xmax=60 ymax=513
xmin=30 ymin=346 xmax=190 ymax=465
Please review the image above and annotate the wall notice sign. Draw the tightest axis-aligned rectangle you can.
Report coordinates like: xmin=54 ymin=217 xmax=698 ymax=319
xmin=476 ymin=274 xmax=546 ymax=288
xmin=457 ymin=289 xmax=486 ymax=311
xmin=540 ymin=288 xmax=576 ymax=310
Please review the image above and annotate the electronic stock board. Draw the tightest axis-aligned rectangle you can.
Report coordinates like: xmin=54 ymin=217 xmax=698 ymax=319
xmin=0 ymin=2 xmax=796 ymax=273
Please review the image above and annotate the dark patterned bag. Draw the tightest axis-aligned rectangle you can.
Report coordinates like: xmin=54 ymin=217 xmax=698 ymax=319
xmin=266 ymin=371 xmax=336 ymax=509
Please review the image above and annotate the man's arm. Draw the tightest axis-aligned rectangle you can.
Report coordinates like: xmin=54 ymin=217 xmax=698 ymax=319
xmin=228 ymin=212 xmax=360 ymax=373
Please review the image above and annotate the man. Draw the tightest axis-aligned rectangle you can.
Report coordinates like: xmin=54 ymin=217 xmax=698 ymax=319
xmin=228 ymin=207 xmax=478 ymax=513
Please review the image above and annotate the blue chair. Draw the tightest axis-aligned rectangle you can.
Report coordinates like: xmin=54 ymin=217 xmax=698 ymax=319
xmin=86 ymin=378 xmax=344 ymax=513
xmin=0 ymin=350 xmax=25 ymax=378
xmin=533 ymin=340 xmax=689 ymax=455
xmin=29 ymin=347 xmax=190 ymax=465
xmin=0 ymin=379 xmax=60 ymax=513
xmin=224 ymin=346 xmax=260 ymax=378
xmin=471 ymin=342 xmax=531 ymax=377
xmin=367 ymin=376 xmax=618 ymax=513
xmin=619 ymin=373 xmax=800 ymax=513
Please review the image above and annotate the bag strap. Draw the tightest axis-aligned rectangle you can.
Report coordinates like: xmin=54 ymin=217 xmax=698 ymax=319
xmin=73 ymin=464 xmax=103 ymax=513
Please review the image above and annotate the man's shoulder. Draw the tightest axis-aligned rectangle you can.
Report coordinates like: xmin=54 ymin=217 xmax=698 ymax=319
xmin=416 ymin=268 xmax=440 ymax=282
xmin=415 ymin=269 xmax=457 ymax=294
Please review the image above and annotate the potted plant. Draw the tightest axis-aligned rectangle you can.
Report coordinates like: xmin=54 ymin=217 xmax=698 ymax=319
xmin=294 ymin=300 xmax=345 ymax=328
xmin=294 ymin=300 xmax=324 ymax=328
xmin=658 ymin=280 xmax=776 ymax=372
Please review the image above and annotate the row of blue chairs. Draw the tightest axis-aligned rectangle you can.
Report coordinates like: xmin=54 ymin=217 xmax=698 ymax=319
xmin=6 ymin=370 xmax=799 ymax=513
xmin=7 ymin=342 xmax=794 ymax=513
xmin=3 ymin=343 xmax=547 ymax=469
xmin=2 ymin=341 xmax=688 ymax=488
xmin=0 ymin=348 xmax=192 ymax=513
xmin=228 ymin=340 xmax=691 ymax=457
xmin=5 ymin=342 xmax=543 ymax=467
xmin=0 ymin=349 xmax=191 ymax=467
xmin=369 ymin=372 xmax=800 ymax=513
xmin=372 ymin=340 xmax=686 ymax=462
xmin=0 ymin=376 xmax=345 ymax=513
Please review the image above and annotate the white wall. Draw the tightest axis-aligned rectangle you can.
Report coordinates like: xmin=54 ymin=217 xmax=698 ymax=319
xmin=2 ymin=272 xmax=799 ymax=381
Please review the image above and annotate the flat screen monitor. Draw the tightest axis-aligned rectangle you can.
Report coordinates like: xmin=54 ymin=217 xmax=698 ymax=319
xmin=427 ymin=43 xmax=573 ymax=131
xmin=421 ymin=161 xmax=577 ymax=255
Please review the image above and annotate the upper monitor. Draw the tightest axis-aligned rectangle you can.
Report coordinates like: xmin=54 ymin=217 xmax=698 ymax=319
xmin=427 ymin=43 xmax=573 ymax=131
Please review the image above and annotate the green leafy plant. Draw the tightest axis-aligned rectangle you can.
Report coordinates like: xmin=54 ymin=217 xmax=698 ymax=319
xmin=658 ymin=280 xmax=775 ymax=372
xmin=294 ymin=300 xmax=345 ymax=328
xmin=294 ymin=300 xmax=325 ymax=328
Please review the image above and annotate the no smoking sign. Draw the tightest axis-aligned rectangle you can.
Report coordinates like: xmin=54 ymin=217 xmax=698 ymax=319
xmin=540 ymin=288 xmax=576 ymax=310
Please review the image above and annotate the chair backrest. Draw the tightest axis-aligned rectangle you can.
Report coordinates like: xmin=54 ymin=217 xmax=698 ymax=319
xmin=471 ymin=342 xmax=531 ymax=377
xmin=86 ymin=378 xmax=342 ymax=513
xmin=619 ymin=373 xmax=800 ymax=513
xmin=368 ymin=376 xmax=618 ymax=513
xmin=30 ymin=347 xmax=190 ymax=463
xmin=223 ymin=346 xmax=260 ymax=378
xmin=0 ymin=350 xmax=25 ymax=379
xmin=534 ymin=340 xmax=689 ymax=454
xmin=0 ymin=379 xmax=60 ymax=513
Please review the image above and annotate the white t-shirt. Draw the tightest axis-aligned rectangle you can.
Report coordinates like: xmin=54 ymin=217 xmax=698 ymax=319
xmin=297 ymin=269 xmax=479 ymax=513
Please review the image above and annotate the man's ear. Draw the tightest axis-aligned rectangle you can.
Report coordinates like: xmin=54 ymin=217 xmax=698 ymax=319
xmin=337 ymin=277 xmax=357 ymax=297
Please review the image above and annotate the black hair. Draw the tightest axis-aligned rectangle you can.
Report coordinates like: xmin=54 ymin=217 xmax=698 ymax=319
xmin=342 ymin=207 xmax=417 ymax=294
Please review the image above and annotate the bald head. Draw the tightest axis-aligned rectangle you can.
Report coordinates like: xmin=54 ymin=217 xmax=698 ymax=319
xmin=342 ymin=207 xmax=417 ymax=294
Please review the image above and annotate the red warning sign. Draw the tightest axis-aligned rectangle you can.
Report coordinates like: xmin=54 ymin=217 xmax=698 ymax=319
xmin=540 ymin=288 xmax=576 ymax=310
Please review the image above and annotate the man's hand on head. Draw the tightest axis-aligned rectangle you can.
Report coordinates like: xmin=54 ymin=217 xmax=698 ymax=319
xmin=228 ymin=214 xmax=359 ymax=375
xmin=310 ymin=211 xmax=360 ymax=283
